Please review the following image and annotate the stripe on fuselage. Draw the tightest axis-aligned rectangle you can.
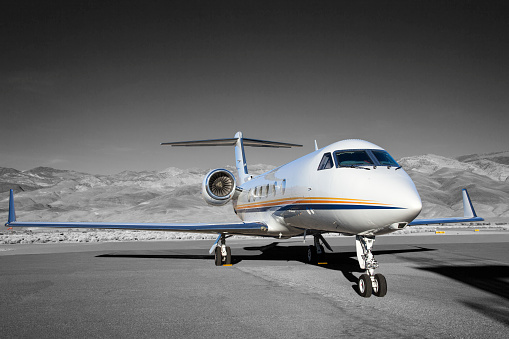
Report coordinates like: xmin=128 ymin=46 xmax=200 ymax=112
xmin=235 ymin=197 xmax=404 ymax=213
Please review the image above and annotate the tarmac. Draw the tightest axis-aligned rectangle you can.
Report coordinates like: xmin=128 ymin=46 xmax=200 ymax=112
xmin=1 ymin=233 xmax=508 ymax=338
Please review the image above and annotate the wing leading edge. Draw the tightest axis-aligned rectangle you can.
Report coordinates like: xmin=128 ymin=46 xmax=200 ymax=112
xmin=5 ymin=190 xmax=268 ymax=236
xmin=408 ymin=189 xmax=484 ymax=226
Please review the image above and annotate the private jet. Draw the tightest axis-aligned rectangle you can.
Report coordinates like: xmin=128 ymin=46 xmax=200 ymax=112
xmin=5 ymin=132 xmax=483 ymax=297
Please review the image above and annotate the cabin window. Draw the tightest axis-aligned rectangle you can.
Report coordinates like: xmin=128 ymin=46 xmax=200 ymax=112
xmin=318 ymin=152 xmax=334 ymax=170
xmin=335 ymin=150 xmax=374 ymax=167
xmin=272 ymin=182 xmax=277 ymax=196
xmin=371 ymin=150 xmax=399 ymax=167
xmin=281 ymin=179 xmax=286 ymax=195
xmin=265 ymin=184 xmax=269 ymax=197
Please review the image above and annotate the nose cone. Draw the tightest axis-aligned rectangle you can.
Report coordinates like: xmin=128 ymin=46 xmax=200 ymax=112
xmin=366 ymin=169 xmax=422 ymax=224
xmin=399 ymin=188 xmax=422 ymax=222
xmin=383 ymin=170 xmax=422 ymax=223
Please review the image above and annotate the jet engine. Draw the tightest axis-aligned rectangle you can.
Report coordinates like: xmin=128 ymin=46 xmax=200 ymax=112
xmin=202 ymin=169 xmax=237 ymax=206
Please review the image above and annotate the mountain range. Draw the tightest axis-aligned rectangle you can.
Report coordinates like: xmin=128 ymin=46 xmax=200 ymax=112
xmin=1 ymin=152 xmax=508 ymax=224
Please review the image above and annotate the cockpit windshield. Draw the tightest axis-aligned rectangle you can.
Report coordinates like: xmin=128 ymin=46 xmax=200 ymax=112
xmin=335 ymin=151 xmax=374 ymax=167
xmin=333 ymin=149 xmax=400 ymax=168
xmin=371 ymin=150 xmax=399 ymax=167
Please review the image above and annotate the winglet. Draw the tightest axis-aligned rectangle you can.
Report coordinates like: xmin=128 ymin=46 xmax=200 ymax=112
xmin=462 ymin=189 xmax=477 ymax=218
xmin=7 ymin=189 xmax=16 ymax=225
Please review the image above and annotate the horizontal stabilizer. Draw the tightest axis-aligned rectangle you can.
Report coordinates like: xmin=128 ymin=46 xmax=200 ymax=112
xmin=161 ymin=138 xmax=302 ymax=148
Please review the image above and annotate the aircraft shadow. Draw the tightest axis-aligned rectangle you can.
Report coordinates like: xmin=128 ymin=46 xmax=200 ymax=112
xmin=240 ymin=242 xmax=436 ymax=287
xmin=97 ymin=242 xmax=436 ymax=294
xmin=416 ymin=265 xmax=509 ymax=326
xmin=417 ymin=265 xmax=509 ymax=301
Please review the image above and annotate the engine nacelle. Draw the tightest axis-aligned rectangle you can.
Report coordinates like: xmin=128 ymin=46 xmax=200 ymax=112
xmin=201 ymin=169 xmax=237 ymax=206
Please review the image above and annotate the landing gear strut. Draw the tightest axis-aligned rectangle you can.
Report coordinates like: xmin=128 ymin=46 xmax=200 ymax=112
xmin=356 ymin=235 xmax=387 ymax=298
xmin=213 ymin=234 xmax=231 ymax=266
xmin=306 ymin=234 xmax=332 ymax=264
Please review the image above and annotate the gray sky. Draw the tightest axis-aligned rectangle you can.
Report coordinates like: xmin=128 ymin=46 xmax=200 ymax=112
xmin=1 ymin=1 xmax=508 ymax=174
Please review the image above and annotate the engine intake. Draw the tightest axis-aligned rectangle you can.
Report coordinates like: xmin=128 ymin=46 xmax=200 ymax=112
xmin=202 ymin=169 xmax=237 ymax=206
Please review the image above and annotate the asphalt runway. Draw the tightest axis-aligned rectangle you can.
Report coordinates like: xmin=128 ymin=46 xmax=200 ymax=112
xmin=1 ymin=234 xmax=508 ymax=338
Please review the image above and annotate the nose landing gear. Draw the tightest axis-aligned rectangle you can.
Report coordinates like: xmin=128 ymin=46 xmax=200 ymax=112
xmin=356 ymin=235 xmax=387 ymax=298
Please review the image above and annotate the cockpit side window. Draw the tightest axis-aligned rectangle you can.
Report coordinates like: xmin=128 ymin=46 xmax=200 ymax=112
xmin=335 ymin=150 xmax=374 ymax=167
xmin=371 ymin=150 xmax=399 ymax=167
xmin=317 ymin=152 xmax=334 ymax=170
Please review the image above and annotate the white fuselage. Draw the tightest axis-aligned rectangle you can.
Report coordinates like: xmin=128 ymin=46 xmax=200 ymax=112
xmin=232 ymin=139 xmax=422 ymax=237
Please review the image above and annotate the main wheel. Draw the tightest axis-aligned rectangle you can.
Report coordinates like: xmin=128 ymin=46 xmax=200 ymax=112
xmin=373 ymin=273 xmax=387 ymax=297
xmin=358 ymin=274 xmax=372 ymax=298
xmin=225 ymin=246 xmax=232 ymax=265
xmin=307 ymin=245 xmax=317 ymax=264
xmin=214 ymin=246 xmax=222 ymax=266
xmin=318 ymin=245 xmax=326 ymax=261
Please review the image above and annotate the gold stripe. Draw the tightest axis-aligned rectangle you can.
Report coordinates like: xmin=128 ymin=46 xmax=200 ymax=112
xmin=237 ymin=196 xmax=379 ymax=208
xmin=236 ymin=196 xmax=392 ymax=210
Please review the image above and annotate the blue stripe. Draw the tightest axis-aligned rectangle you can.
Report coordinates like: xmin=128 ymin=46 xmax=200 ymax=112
xmin=238 ymin=204 xmax=404 ymax=214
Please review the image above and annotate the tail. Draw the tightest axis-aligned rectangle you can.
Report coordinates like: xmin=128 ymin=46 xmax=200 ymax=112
xmin=234 ymin=132 xmax=249 ymax=184
xmin=161 ymin=131 xmax=302 ymax=184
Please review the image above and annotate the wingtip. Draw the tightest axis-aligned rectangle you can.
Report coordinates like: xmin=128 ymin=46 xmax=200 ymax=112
xmin=8 ymin=189 xmax=16 ymax=225
xmin=462 ymin=189 xmax=477 ymax=218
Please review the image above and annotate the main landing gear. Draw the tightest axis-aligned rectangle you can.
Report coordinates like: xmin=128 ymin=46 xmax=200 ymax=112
xmin=306 ymin=234 xmax=332 ymax=264
xmin=356 ymin=235 xmax=387 ymax=298
xmin=213 ymin=234 xmax=232 ymax=266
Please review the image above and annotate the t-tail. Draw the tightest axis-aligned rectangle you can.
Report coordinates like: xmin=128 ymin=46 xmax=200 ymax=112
xmin=161 ymin=131 xmax=302 ymax=184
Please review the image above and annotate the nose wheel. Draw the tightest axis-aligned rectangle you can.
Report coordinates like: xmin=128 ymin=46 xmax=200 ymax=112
xmin=373 ymin=273 xmax=387 ymax=297
xmin=356 ymin=235 xmax=387 ymax=298
xmin=358 ymin=274 xmax=372 ymax=297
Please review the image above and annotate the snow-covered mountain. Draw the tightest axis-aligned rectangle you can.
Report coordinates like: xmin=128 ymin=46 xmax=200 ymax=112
xmin=0 ymin=152 xmax=507 ymax=224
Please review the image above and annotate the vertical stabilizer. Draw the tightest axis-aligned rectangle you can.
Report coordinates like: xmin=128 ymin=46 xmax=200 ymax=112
xmin=234 ymin=132 xmax=249 ymax=184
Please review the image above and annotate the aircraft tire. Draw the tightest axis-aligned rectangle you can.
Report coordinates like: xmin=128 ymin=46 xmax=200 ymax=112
xmin=214 ymin=246 xmax=222 ymax=266
xmin=307 ymin=245 xmax=317 ymax=264
xmin=225 ymin=246 xmax=232 ymax=265
xmin=318 ymin=245 xmax=325 ymax=261
xmin=373 ymin=273 xmax=387 ymax=297
xmin=358 ymin=274 xmax=372 ymax=298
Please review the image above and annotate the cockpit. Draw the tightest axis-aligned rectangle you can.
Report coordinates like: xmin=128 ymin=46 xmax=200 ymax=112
xmin=318 ymin=149 xmax=399 ymax=170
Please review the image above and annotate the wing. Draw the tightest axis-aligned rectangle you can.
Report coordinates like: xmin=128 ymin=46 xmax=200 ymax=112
xmin=408 ymin=189 xmax=484 ymax=226
xmin=5 ymin=190 xmax=268 ymax=236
